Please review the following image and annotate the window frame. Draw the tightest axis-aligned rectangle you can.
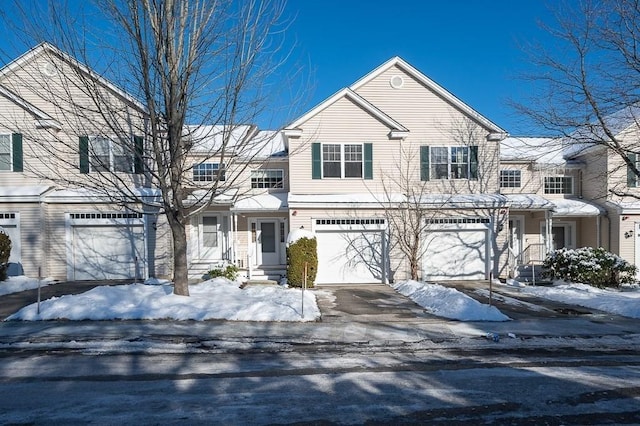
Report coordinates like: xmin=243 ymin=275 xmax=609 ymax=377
xmin=193 ymin=162 xmax=226 ymax=182
xmin=321 ymin=143 xmax=363 ymax=179
xmin=500 ymin=169 xmax=522 ymax=188
xmin=0 ymin=134 xmax=12 ymax=172
xmin=544 ymin=176 xmax=573 ymax=194
xmin=89 ymin=135 xmax=134 ymax=173
xmin=251 ymin=169 xmax=284 ymax=189
xmin=429 ymin=146 xmax=473 ymax=180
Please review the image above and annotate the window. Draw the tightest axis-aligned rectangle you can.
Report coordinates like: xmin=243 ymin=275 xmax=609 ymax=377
xmin=193 ymin=162 xmax=225 ymax=182
xmin=89 ymin=136 xmax=134 ymax=173
xmin=0 ymin=135 xmax=11 ymax=171
xmin=0 ymin=133 xmax=22 ymax=172
xmin=202 ymin=216 xmax=218 ymax=247
xmin=544 ymin=176 xmax=573 ymax=194
xmin=500 ymin=170 xmax=521 ymax=188
xmin=423 ymin=146 xmax=477 ymax=180
xmin=251 ymin=169 xmax=284 ymax=188
xmin=312 ymin=143 xmax=372 ymax=179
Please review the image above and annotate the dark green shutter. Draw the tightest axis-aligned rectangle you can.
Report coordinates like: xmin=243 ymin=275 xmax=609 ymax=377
xmin=311 ymin=142 xmax=321 ymax=179
xmin=420 ymin=145 xmax=430 ymax=181
xmin=628 ymin=153 xmax=638 ymax=187
xmin=79 ymin=136 xmax=89 ymax=174
xmin=133 ymin=135 xmax=144 ymax=174
xmin=363 ymin=143 xmax=373 ymax=179
xmin=11 ymin=133 xmax=23 ymax=172
xmin=469 ymin=145 xmax=479 ymax=180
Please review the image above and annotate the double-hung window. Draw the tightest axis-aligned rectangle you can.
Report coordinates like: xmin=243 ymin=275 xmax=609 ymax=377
xmin=193 ymin=162 xmax=225 ymax=182
xmin=0 ymin=133 xmax=22 ymax=172
xmin=312 ymin=143 xmax=372 ymax=179
xmin=0 ymin=135 xmax=12 ymax=171
xmin=251 ymin=169 xmax=284 ymax=188
xmin=544 ymin=176 xmax=572 ymax=194
xmin=79 ymin=135 xmax=142 ymax=174
xmin=420 ymin=145 xmax=478 ymax=181
xmin=500 ymin=170 xmax=521 ymax=188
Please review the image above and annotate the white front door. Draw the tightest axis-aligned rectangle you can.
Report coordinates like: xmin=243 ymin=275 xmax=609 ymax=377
xmin=509 ymin=216 xmax=524 ymax=262
xmin=542 ymin=221 xmax=576 ymax=251
xmin=256 ymin=220 xmax=279 ymax=265
xmin=199 ymin=215 xmax=221 ymax=260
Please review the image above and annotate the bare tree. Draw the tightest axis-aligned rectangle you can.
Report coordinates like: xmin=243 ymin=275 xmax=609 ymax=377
xmin=377 ymin=116 xmax=506 ymax=282
xmin=0 ymin=0 xmax=296 ymax=295
xmin=514 ymin=0 xmax=640 ymax=198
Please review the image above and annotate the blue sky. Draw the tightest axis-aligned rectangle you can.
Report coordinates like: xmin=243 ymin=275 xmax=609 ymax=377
xmin=0 ymin=1 xmax=559 ymax=135
xmin=283 ymin=0 xmax=558 ymax=135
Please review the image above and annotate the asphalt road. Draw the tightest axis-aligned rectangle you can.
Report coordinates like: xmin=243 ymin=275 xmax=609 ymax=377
xmin=1 ymin=282 xmax=639 ymax=424
xmin=1 ymin=344 xmax=639 ymax=424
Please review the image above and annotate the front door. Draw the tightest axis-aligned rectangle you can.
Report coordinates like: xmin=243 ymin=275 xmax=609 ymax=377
xmin=509 ymin=216 xmax=524 ymax=262
xmin=256 ymin=220 xmax=279 ymax=265
xmin=199 ymin=215 xmax=221 ymax=260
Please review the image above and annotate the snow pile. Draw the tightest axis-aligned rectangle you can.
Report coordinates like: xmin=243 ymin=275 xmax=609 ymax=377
xmin=6 ymin=278 xmax=321 ymax=322
xmin=522 ymin=282 xmax=640 ymax=319
xmin=286 ymin=228 xmax=316 ymax=246
xmin=0 ymin=276 xmax=56 ymax=296
xmin=393 ymin=280 xmax=510 ymax=321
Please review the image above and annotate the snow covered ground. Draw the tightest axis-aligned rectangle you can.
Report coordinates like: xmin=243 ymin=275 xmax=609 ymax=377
xmin=3 ymin=274 xmax=640 ymax=322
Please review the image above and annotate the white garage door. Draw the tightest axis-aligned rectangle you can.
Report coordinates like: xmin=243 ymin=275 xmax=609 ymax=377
xmin=423 ymin=229 xmax=488 ymax=280
xmin=316 ymin=231 xmax=385 ymax=284
xmin=72 ymin=225 xmax=145 ymax=280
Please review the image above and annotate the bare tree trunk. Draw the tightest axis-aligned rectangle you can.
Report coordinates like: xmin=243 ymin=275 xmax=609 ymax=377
xmin=167 ymin=212 xmax=189 ymax=296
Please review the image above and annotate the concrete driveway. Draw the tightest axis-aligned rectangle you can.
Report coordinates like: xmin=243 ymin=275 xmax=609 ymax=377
xmin=314 ymin=281 xmax=631 ymax=323
xmin=314 ymin=284 xmax=438 ymax=323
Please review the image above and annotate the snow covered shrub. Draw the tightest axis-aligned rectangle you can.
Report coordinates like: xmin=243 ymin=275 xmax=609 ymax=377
xmin=207 ymin=264 xmax=239 ymax=281
xmin=0 ymin=231 xmax=11 ymax=281
xmin=286 ymin=237 xmax=317 ymax=288
xmin=543 ymin=247 xmax=637 ymax=288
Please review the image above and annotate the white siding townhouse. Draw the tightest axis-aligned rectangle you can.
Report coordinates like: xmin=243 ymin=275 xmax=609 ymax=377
xmin=1 ymin=43 xmax=639 ymax=284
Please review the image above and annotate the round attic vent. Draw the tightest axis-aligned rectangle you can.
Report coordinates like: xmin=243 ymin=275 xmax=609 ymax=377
xmin=41 ymin=61 xmax=57 ymax=77
xmin=389 ymin=75 xmax=404 ymax=89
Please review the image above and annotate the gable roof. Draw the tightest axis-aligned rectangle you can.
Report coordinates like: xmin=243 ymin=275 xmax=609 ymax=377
xmin=285 ymin=87 xmax=409 ymax=138
xmin=0 ymin=42 xmax=146 ymax=113
xmin=352 ymin=56 xmax=506 ymax=135
xmin=285 ymin=56 xmax=506 ymax=139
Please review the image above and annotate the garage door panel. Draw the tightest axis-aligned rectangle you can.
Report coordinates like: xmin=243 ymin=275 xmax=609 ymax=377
xmin=316 ymin=231 xmax=385 ymax=284
xmin=73 ymin=226 xmax=144 ymax=280
xmin=423 ymin=230 xmax=487 ymax=281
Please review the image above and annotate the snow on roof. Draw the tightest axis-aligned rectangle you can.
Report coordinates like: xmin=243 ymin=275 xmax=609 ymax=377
xmin=563 ymin=105 xmax=640 ymax=159
xmin=232 ymin=193 xmax=287 ymax=212
xmin=289 ymin=193 xmax=507 ymax=208
xmin=0 ymin=185 xmax=51 ymax=199
xmin=606 ymin=200 xmax=640 ymax=214
xmin=187 ymin=125 xmax=286 ymax=159
xmin=505 ymin=194 xmax=554 ymax=210
xmin=552 ymin=198 xmax=603 ymax=217
xmin=44 ymin=187 xmax=161 ymax=202
xmin=506 ymin=194 xmax=603 ymax=216
xmin=415 ymin=194 xmax=507 ymax=208
xmin=501 ymin=136 xmax=566 ymax=165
